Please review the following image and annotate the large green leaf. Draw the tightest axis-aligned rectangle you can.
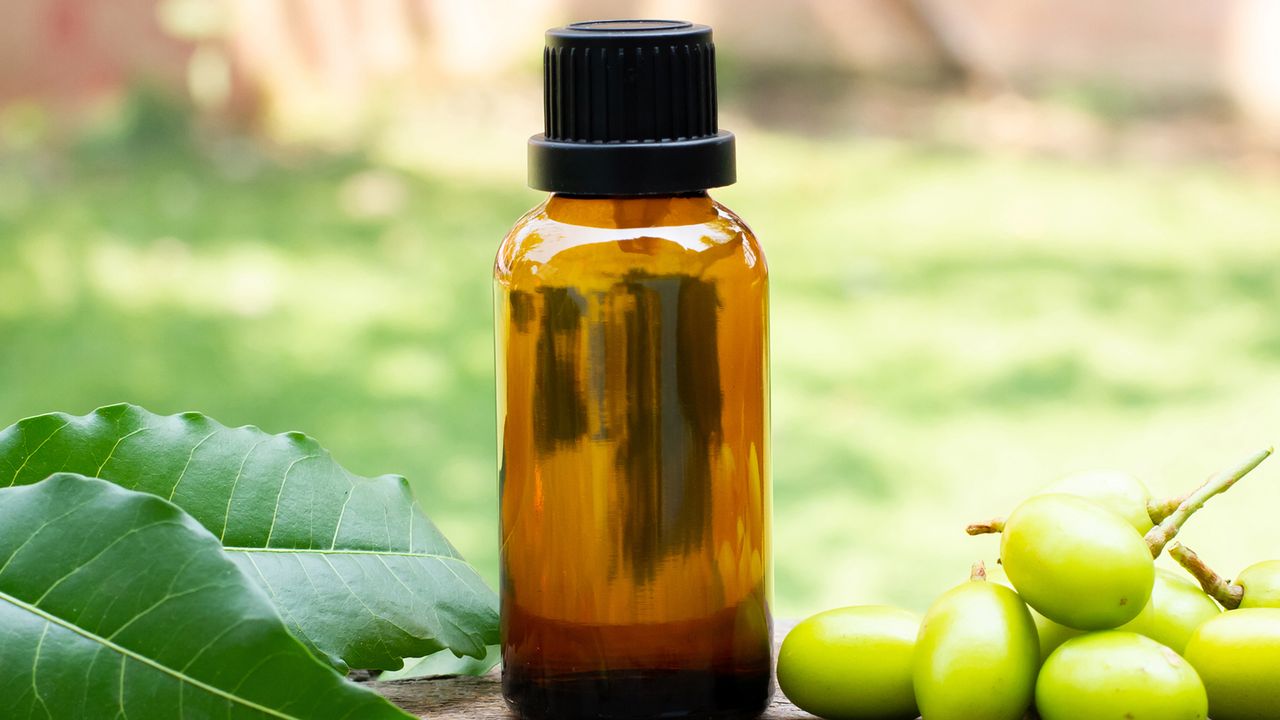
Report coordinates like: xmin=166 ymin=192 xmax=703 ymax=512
xmin=0 ymin=404 xmax=498 ymax=671
xmin=0 ymin=473 xmax=410 ymax=718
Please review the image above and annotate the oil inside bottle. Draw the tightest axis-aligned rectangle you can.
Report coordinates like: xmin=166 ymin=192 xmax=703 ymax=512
xmin=495 ymin=194 xmax=772 ymax=719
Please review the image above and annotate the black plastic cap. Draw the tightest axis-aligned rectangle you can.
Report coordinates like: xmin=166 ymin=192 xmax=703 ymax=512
xmin=528 ymin=20 xmax=736 ymax=195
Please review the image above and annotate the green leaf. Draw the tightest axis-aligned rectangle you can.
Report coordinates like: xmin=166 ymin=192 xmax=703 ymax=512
xmin=0 ymin=473 xmax=411 ymax=719
xmin=378 ymin=645 xmax=500 ymax=682
xmin=0 ymin=404 xmax=498 ymax=671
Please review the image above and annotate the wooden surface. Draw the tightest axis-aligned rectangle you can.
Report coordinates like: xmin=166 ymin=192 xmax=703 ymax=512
xmin=367 ymin=622 xmax=815 ymax=718
xmin=366 ymin=671 xmax=817 ymax=719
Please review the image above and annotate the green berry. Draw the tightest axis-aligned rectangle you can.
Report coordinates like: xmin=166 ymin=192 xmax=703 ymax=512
xmin=1184 ymin=608 xmax=1280 ymax=720
xmin=1119 ymin=568 xmax=1221 ymax=653
xmin=1141 ymin=566 xmax=1218 ymax=650
xmin=1238 ymin=560 xmax=1280 ymax=609
xmin=777 ymin=606 xmax=919 ymax=720
xmin=1036 ymin=632 xmax=1207 ymax=720
xmin=1000 ymin=494 xmax=1154 ymax=630
xmin=1042 ymin=470 xmax=1157 ymax=532
xmin=913 ymin=577 xmax=1039 ymax=720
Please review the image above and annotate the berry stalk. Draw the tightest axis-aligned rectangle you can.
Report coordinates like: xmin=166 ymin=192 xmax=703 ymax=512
xmin=966 ymin=519 xmax=1005 ymax=536
xmin=1146 ymin=491 xmax=1191 ymax=525
xmin=1169 ymin=542 xmax=1243 ymax=610
xmin=1144 ymin=447 xmax=1273 ymax=557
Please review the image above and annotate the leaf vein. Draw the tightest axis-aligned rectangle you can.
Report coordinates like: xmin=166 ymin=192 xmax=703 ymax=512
xmin=265 ymin=454 xmax=320 ymax=547
xmin=168 ymin=429 xmax=220 ymax=501
xmin=8 ymin=420 xmax=71 ymax=487
xmin=95 ymin=426 xmax=148 ymax=478
xmin=317 ymin=555 xmax=416 ymax=652
xmin=220 ymin=438 xmax=272 ymax=543
xmin=32 ymin=621 xmax=52 ymax=719
xmin=0 ymin=588 xmax=301 ymax=719
xmin=34 ymin=521 xmax=183 ymax=606
xmin=240 ymin=554 xmax=323 ymax=654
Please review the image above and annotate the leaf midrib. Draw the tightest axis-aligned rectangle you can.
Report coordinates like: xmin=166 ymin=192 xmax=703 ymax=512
xmin=225 ymin=547 xmax=467 ymax=562
xmin=0 ymin=588 xmax=301 ymax=720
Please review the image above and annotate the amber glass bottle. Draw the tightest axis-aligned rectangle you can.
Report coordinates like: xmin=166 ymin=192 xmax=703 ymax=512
xmin=495 ymin=21 xmax=771 ymax=720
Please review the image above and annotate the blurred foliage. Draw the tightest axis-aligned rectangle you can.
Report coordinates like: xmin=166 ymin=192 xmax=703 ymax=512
xmin=1039 ymin=78 xmax=1224 ymax=125
xmin=3 ymin=92 xmax=1280 ymax=618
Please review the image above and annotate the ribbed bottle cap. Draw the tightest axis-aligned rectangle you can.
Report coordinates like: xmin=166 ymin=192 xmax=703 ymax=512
xmin=528 ymin=20 xmax=736 ymax=195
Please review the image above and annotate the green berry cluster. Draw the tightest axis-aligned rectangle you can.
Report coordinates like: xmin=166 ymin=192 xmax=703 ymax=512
xmin=778 ymin=448 xmax=1280 ymax=720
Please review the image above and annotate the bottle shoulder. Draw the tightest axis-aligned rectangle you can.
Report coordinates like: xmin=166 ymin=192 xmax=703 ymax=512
xmin=495 ymin=195 xmax=765 ymax=283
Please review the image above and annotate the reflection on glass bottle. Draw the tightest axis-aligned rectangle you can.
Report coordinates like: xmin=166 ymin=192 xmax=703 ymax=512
xmin=531 ymin=286 xmax=588 ymax=451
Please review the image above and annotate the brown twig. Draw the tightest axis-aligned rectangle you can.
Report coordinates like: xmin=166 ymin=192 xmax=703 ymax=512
xmin=1169 ymin=542 xmax=1243 ymax=610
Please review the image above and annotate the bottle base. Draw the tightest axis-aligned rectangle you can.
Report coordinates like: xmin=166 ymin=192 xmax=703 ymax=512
xmin=502 ymin=667 xmax=773 ymax=720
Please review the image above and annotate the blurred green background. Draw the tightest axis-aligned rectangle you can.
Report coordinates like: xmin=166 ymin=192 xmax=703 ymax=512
xmin=4 ymin=0 xmax=1280 ymax=619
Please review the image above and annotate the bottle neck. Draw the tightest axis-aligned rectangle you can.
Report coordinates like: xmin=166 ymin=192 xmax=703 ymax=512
xmin=545 ymin=192 xmax=715 ymax=229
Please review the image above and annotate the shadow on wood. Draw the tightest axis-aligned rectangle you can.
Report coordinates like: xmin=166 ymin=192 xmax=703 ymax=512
xmin=367 ymin=670 xmax=820 ymax=719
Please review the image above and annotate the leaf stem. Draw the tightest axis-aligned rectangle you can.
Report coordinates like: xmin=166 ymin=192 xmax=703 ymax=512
xmin=1146 ymin=491 xmax=1191 ymax=525
xmin=1144 ymin=447 xmax=1273 ymax=557
xmin=966 ymin=518 xmax=1005 ymax=536
xmin=1169 ymin=542 xmax=1243 ymax=610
